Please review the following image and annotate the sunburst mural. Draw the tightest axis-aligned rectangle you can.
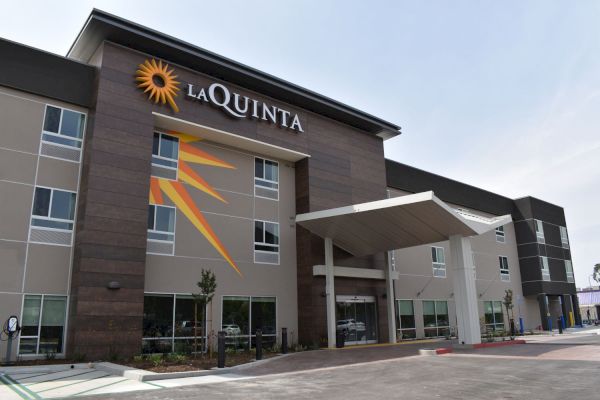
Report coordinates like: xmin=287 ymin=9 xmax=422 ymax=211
xmin=136 ymin=59 xmax=181 ymax=112
xmin=149 ymin=130 xmax=243 ymax=276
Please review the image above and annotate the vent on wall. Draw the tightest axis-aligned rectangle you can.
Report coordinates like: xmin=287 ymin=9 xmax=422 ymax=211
xmin=29 ymin=227 xmax=72 ymax=246
xmin=147 ymin=240 xmax=174 ymax=256
xmin=151 ymin=165 xmax=177 ymax=181
xmin=40 ymin=142 xmax=81 ymax=162
xmin=254 ymin=251 xmax=279 ymax=265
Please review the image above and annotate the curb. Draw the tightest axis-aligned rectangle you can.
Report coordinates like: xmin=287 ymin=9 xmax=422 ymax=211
xmin=95 ymin=353 xmax=292 ymax=382
xmin=473 ymin=340 xmax=526 ymax=349
xmin=418 ymin=348 xmax=453 ymax=356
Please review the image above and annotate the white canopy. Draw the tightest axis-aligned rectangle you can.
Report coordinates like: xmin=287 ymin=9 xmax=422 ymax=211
xmin=295 ymin=191 xmax=511 ymax=256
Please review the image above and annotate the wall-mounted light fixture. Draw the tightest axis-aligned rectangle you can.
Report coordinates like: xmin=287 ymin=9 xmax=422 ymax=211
xmin=107 ymin=281 xmax=121 ymax=290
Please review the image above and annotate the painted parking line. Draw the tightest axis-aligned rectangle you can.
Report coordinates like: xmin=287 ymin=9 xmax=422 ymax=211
xmin=0 ymin=374 xmax=41 ymax=399
xmin=32 ymin=371 xmax=111 ymax=393
xmin=19 ymin=369 xmax=96 ymax=385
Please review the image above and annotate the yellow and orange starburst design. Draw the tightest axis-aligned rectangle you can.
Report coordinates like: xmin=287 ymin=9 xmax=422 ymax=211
xmin=136 ymin=59 xmax=180 ymax=112
xmin=149 ymin=131 xmax=242 ymax=276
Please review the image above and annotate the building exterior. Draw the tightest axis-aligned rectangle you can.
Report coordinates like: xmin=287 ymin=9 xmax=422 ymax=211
xmin=0 ymin=10 xmax=579 ymax=362
xmin=577 ymin=288 xmax=600 ymax=323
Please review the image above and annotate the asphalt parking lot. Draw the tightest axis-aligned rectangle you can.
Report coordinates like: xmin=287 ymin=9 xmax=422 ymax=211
xmin=76 ymin=330 xmax=600 ymax=400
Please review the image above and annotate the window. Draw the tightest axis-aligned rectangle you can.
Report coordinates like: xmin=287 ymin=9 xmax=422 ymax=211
xmin=222 ymin=296 xmax=276 ymax=349
xmin=142 ymin=294 xmax=200 ymax=354
xmin=560 ymin=226 xmax=569 ymax=248
xmin=396 ymin=300 xmax=416 ymax=340
xmin=41 ymin=105 xmax=85 ymax=159
xmin=147 ymin=204 xmax=176 ymax=255
xmin=535 ymin=219 xmax=545 ymax=243
xmin=541 ymin=256 xmax=551 ymax=281
xmin=422 ymin=300 xmax=449 ymax=338
xmin=31 ymin=187 xmax=76 ymax=231
xmin=565 ymin=260 xmax=574 ymax=283
xmin=152 ymin=132 xmax=179 ymax=180
xmin=431 ymin=247 xmax=446 ymax=278
xmin=254 ymin=220 xmax=279 ymax=264
xmin=499 ymin=256 xmax=510 ymax=282
xmin=483 ymin=301 xmax=504 ymax=331
xmin=19 ymin=295 xmax=67 ymax=355
xmin=495 ymin=226 xmax=505 ymax=243
xmin=254 ymin=157 xmax=279 ymax=200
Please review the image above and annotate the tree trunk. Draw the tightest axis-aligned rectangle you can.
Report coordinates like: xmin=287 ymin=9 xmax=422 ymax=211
xmin=194 ymin=302 xmax=198 ymax=359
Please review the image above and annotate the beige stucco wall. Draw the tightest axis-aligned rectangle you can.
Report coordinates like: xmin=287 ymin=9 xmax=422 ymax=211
xmin=0 ymin=86 xmax=86 ymax=359
xmin=145 ymin=138 xmax=298 ymax=342
xmin=388 ymin=187 xmax=542 ymax=338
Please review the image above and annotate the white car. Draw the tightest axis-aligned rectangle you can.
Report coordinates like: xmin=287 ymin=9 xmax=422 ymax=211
xmin=223 ymin=324 xmax=242 ymax=336
xmin=336 ymin=319 xmax=366 ymax=332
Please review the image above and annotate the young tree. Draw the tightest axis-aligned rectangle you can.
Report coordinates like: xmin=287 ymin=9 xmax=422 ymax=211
xmin=193 ymin=269 xmax=217 ymax=357
xmin=593 ymin=263 xmax=600 ymax=284
xmin=503 ymin=289 xmax=515 ymax=338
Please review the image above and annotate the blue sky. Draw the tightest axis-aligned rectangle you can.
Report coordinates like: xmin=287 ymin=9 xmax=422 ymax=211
xmin=2 ymin=1 xmax=598 ymax=288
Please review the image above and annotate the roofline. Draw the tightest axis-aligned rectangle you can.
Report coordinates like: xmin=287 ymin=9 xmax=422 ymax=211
xmin=68 ymin=9 xmax=401 ymax=137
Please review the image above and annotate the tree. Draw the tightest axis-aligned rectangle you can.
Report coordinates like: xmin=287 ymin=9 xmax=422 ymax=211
xmin=193 ymin=269 xmax=217 ymax=357
xmin=593 ymin=263 xmax=600 ymax=284
xmin=503 ymin=289 xmax=515 ymax=338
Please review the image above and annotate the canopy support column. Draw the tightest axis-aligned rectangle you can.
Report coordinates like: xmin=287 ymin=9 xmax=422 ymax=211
xmin=450 ymin=235 xmax=481 ymax=345
xmin=386 ymin=251 xmax=397 ymax=343
xmin=324 ymin=237 xmax=336 ymax=349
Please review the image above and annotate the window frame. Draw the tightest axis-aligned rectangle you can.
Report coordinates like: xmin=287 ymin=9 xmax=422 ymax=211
xmin=254 ymin=219 xmax=280 ymax=265
xmin=221 ymin=295 xmax=277 ymax=347
xmin=422 ymin=299 xmax=450 ymax=338
xmin=483 ymin=300 xmax=505 ymax=331
xmin=565 ymin=260 xmax=574 ymax=283
xmin=152 ymin=131 xmax=180 ymax=179
xmin=396 ymin=299 xmax=416 ymax=340
xmin=495 ymin=225 xmax=505 ymax=243
xmin=498 ymin=255 xmax=510 ymax=282
xmin=559 ymin=226 xmax=569 ymax=249
xmin=534 ymin=219 xmax=545 ymax=243
xmin=142 ymin=292 xmax=206 ymax=354
xmin=431 ymin=246 xmax=446 ymax=278
xmin=40 ymin=105 xmax=86 ymax=154
xmin=18 ymin=294 xmax=68 ymax=356
xmin=540 ymin=256 xmax=551 ymax=281
xmin=254 ymin=157 xmax=279 ymax=201
xmin=30 ymin=186 xmax=77 ymax=233
xmin=147 ymin=204 xmax=176 ymax=255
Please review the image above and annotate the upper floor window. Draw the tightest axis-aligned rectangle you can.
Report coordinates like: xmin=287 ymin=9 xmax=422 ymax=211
xmin=41 ymin=105 xmax=86 ymax=162
xmin=254 ymin=157 xmax=279 ymax=200
xmin=431 ymin=246 xmax=446 ymax=278
xmin=147 ymin=204 xmax=176 ymax=255
xmin=560 ymin=226 xmax=569 ymax=248
xmin=565 ymin=260 xmax=574 ymax=283
xmin=31 ymin=187 xmax=76 ymax=231
xmin=495 ymin=226 xmax=505 ymax=243
xmin=540 ymin=256 xmax=551 ymax=281
xmin=152 ymin=132 xmax=179 ymax=180
xmin=499 ymin=256 xmax=510 ymax=282
xmin=534 ymin=219 xmax=545 ymax=243
xmin=254 ymin=220 xmax=279 ymax=264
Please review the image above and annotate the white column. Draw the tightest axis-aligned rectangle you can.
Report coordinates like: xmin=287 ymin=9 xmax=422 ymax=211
xmin=386 ymin=251 xmax=397 ymax=343
xmin=449 ymin=235 xmax=481 ymax=345
xmin=324 ymin=237 xmax=336 ymax=349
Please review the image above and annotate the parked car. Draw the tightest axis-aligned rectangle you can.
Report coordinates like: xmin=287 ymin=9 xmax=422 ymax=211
xmin=223 ymin=324 xmax=242 ymax=336
xmin=336 ymin=319 xmax=366 ymax=333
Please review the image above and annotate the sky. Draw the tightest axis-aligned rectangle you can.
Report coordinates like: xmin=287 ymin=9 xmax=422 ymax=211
xmin=1 ymin=1 xmax=599 ymax=288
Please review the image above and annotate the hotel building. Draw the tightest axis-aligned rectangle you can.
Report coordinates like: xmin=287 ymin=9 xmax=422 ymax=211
xmin=0 ymin=10 xmax=578 ymax=361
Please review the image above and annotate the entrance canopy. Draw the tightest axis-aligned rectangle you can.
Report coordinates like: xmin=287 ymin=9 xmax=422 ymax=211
xmin=296 ymin=191 xmax=511 ymax=256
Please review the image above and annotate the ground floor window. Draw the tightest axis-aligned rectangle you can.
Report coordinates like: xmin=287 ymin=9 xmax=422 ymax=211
xmin=222 ymin=296 xmax=276 ymax=349
xmin=422 ymin=300 xmax=449 ymax=337
xmin=396 ymin=300 xmax=416 ymax=339
xmin=483 ymin=301 xmax=504 ymax=331
xmin=19 ymin=295 xmax=67 ymax=355
xmin=143 ymin=293 xmax=204 ymax=354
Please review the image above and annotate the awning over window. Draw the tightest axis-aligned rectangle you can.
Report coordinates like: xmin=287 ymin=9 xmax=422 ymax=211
xmin=295 ymin=191 xmax=512 ymax=256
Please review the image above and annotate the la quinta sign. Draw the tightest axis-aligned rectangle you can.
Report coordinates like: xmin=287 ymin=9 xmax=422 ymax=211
xmin=186 ymin=83 xmax=304 ymax=132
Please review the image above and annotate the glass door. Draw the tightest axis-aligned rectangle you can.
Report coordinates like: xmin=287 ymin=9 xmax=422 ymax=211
xmin=336 ymin=296 xmax=377 ymax=345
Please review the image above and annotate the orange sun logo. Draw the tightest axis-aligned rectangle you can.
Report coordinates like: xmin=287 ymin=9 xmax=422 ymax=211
xmin=136 ymin=59 xmax=180 ymax=112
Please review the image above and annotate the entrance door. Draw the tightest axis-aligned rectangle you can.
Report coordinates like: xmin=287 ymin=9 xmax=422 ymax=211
xmin=336 ymin=296 xmax=377 ymax=345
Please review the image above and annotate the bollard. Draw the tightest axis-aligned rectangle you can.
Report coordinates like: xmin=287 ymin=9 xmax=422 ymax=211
xmin=281 ymin=327 xmax=288 ymax=354
xmin=255 ymin=329 xmax=263 ymax=361
xmin=557 ymin=318 xmax=563 ymax=334
xmin=217 ymin=331 xmax=226 ymax=368
xmin=519 ymin=317 xmax=524 ymax=335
